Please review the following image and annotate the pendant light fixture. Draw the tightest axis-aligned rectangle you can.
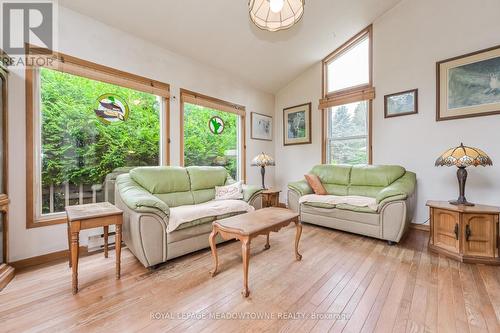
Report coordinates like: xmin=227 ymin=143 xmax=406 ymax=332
xmin=248 ymin=0 xmax=305 ymax=32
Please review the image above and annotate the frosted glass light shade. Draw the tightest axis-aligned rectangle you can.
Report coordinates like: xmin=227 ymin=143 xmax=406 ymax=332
xmin=248 ymin=0 xmax=305 ymax=32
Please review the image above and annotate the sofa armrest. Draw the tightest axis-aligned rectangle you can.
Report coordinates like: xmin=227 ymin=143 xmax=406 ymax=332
xmin=242 ymin=184 xmax=263 ymax=203
xmin=116 ymin=174 xmax=170 ymax=217
xmin=288 ymin=180 xmax=313 ymax=196
xmin=376 ymin=171 xmax=416 ymax=204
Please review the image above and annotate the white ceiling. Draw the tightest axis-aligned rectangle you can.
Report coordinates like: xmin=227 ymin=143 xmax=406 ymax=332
xmin=59 ymin=0 xmax=401 ymax=93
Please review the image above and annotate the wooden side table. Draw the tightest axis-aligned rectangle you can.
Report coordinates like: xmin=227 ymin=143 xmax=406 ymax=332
xmin=262 ymin=188 xmax=281 ymax=208
xmin=65 ymin=202 xmax=123 ymax=294
xmin=427 ymin=200 xmax=500 ymax=265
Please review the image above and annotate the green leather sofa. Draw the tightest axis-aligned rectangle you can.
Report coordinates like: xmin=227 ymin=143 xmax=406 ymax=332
xmin=115 ymin=166 xmax=263 ymax=268
xmin=288 ymin=165 xmax=416 ymax=244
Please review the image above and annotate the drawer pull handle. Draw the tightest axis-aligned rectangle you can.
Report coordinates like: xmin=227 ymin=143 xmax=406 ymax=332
xmin=466 ymin=225 xmax=472 ymax=241
xmin=454 ymin=223 xmax=459 ymax=240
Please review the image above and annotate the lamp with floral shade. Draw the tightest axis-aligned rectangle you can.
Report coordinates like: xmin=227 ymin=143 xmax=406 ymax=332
xmin=435 ymin=143 xmax=492 ymax=206
xmin=251 ymin=152 xmax=275 ymax=189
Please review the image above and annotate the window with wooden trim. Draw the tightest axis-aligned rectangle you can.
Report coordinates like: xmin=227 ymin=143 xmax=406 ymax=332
xmin=26 ymin=49 xmax=170 ymax=227
xmin=321 ymin=25 xmax=374 ymax=164
xmin=180 ymin=89 xmax=246 ymax=181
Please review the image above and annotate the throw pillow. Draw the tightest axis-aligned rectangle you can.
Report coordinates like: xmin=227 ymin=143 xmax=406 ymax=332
xmin=215 ymin=181 xmax=243 ymax=200
xmin=304 ymin=174 xmax=327 ymax=195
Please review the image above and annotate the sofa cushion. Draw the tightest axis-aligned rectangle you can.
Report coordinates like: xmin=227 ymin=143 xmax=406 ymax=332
xmin=350 ymin=165 xmax=405 ymax=187
xmin=323 ymin=184 xmax=348 ymax=196
xmin=300 ymin=204 xmax=379 ymax=225
xmin=304 ymin=174 xmax=327 ymax=195
xmin=187 ymin=166 xmax=228 ymax=191
xmin=310 ymin=164 xmax=352 ymax=185
xmin=347 ymin=185 xmax=384 ymax=198
xmin=167 ymin=199 xmax=253 ymax=233
xmin=154 ymin=191 xmax=194 ymax=208
xmin=130 ymin=166 xmax=191 ymax=194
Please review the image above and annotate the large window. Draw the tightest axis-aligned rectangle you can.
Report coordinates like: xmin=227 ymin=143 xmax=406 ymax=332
xmin=321 ymin=26 xmax=374 ymax=165
xmin=26 ymin=50 xmax=170 ymax=227
xmin=180 ymin=90 xmax=245 ymax=181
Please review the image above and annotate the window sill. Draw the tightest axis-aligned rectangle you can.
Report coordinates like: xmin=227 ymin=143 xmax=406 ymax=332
xmin=27 ymin=215 xmax=67 ymax=229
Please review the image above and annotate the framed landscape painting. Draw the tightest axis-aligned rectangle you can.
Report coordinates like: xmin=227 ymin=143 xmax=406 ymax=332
xmin=283 ymin=102 xmax=311 ymax=146
xmin=437 ymin=45 xmax=500 ymax=121
xmin=384 ymin=89 xmax=418 ymax=118
xmin=250 ymin=112 xmax=272 ymax=141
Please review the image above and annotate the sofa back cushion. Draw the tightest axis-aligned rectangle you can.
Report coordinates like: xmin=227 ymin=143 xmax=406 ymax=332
xmin=310 ymin=164 xmax=352 ymax=185
xmin=350 ymin=165 xmax=406 ymax=187
xmin=187 ymin=166 xmax=228 ymax=191
xmin=130 ymin=166 xmax=191 ymax=194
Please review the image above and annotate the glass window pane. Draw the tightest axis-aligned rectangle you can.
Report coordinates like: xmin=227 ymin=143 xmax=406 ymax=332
xmin=327 ymin=37 xmax=369 ymax=93
xmin=329 ymin=138 xmax=368 ymax=165
xmin=183 ymin=103 xmax=239 ymax=179
xmin=39 ymin=67 xmax=161 ymax=215
xmin=327 ymin=100 xmax=369 ymax=165
xmin=329 ymin=101 xmax=368 ymax=139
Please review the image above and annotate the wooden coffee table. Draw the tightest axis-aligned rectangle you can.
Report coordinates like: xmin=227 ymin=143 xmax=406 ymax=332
xmin=209 ymin=207 xmax=302 ymax=297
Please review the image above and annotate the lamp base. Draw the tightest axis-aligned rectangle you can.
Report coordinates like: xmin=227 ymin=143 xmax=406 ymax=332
xmin=449 ymin=199 xmax=474 ymax=207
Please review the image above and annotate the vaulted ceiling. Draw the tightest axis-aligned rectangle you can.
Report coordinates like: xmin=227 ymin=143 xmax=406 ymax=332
xmin=59 ymin=0 xmax=401 ymax=93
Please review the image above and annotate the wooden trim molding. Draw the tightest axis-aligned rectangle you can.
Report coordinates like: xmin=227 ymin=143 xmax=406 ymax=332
xmin=180 ymin=89 xmax=245 ymax=116
xmin=26 ymin=45 xmax=170 ymax=98
xmin=25 ymin=48 xmax=171 ymax=228
xmin=179 ymin=89 xmax=247 ymax=182
xmin=319 ymin=87 xmax=375 ymax=109
xmin=320 ymin=25 xmax=374 ymax=165
xmin=10 ymin=246 xmax=88 ymax=271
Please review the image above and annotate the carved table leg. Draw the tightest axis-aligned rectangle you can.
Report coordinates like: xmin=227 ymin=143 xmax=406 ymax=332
xmin=241 ymin=238 xmax=251 ymax=297
xmin=103 ymin=226 xmax=109 ymax=258
xmin=67 ymin=221 xmax=72 ymax=268
xmin=209 ymin=228 xmax=219 ymax=277
xmin=264 ymin=233 xmax=270 ymax=250
xmin=71 ymin=231 xmax=80 ymax=294
xmin=115 ymin=224 xmax=122 ymax=279
xmin=294 ymin=220 xmax=303 ymax=261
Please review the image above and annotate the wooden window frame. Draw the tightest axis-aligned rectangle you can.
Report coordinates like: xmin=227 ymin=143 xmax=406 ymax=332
xmin=25 ymin=46 xmax=171 ymax=228
xmin=179 ymin=89 xmax=246 ymax=183
xmin=321 ymin=25 xmax=374 ymax=164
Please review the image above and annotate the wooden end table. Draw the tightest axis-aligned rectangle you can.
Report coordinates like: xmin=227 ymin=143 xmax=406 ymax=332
xmin=209 ymin=207 xmax=301 ymax=297
xmin=427 ymin=200 xmax=500 ymax=264
xmin=65 ymin=202 xmax=123 ymax=294
xmin=262 ymin=188 xmax=281 ymax=208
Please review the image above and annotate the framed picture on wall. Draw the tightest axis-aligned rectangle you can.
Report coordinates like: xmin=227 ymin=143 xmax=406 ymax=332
xmin=437 ymin=44 xmax=500 ymax=121
xmin=283 ymin=102 xmax=311 ymax=146
xmin=384 ymin=89 xmax=418 ymax=118
xmin=250 ymin=112 xmax=272 ymax=141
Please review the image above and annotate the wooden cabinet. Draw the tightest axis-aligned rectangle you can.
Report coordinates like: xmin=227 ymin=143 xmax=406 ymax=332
xmin=0 ymin=63 xmax=13 ymax=291
xmin=261 ymin=189 xmax=281 ymax=208
xmin=427 ymin=201 xmax=500 ymax=264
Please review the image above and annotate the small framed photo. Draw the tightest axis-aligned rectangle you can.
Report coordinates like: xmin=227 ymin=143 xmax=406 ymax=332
xmin=384 ymin=89 xmax=418 ymax=118
xmin=283 ymin=102 xmax=312 ymax=146
xmin=250 ymin=112 xmax=272 ymax=141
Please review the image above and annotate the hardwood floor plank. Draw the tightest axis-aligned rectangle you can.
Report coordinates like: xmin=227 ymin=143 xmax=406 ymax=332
xmin=0 ymin=226 xmax=499 ymax=333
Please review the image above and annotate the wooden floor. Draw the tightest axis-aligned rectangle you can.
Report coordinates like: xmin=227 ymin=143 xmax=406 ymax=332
xmin=1 ymin=225 xmax=500 ymax=333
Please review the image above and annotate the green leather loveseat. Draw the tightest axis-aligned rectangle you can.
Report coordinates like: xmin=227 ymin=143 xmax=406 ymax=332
xmin=288 ymin=165 xmax=416 ymax=244
xmin=115 ymin=166 xmax=263 ymax=268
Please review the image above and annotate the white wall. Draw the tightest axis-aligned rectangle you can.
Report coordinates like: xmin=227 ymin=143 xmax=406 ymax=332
xmin=275 ymin=0 xmax=500 ymax=224
xmin=8 ymin=7 xmax=275 ymax=261
xmin=274 ymin=63 xmax=322 ymax=202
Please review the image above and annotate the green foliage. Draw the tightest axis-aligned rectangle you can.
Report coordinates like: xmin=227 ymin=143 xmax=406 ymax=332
xmin=183 ymin=103 xmax=238 ymax=178
xmin=40 ymin=68 xmax=160 ymax=188
xmin=329 ymin=102 xmax=368 ymax=165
